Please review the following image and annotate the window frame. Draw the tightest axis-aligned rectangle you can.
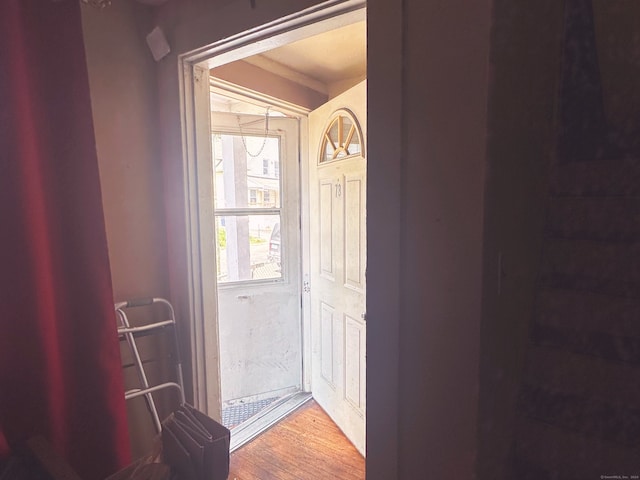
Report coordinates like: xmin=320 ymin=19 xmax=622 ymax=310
xmin=212 ymin=130 xmax=286 ymax=288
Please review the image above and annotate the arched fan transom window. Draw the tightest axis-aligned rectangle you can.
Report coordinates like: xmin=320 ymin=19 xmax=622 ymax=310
xmin=319 ymin=109 xmax=364 ymax=164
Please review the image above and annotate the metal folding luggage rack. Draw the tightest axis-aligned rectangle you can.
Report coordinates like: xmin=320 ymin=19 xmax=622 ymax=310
xmin=115 ymin=297 xmax=185 ymax=434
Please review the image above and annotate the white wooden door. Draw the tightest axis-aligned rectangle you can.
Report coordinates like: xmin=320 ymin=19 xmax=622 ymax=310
xmin=211 ymin=112 xmax=302 ymax=408
xmin=309 ymin=81 xmax=366 ymax=454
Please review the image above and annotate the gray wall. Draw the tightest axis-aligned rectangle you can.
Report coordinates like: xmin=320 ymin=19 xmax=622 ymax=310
xmin=397 ymin=0 xmax=492 ymax=477
xmin=81 ymin=1 xmax=170 ymax=459
xmin=593 ymin=1 xmax=640 ymax=146
xmin=478 ymin=1 xmax=564 ymax=479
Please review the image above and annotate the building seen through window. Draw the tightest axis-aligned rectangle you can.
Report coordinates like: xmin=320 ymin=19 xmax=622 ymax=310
xmin=211 ymin=133 xmax=282 ymax=283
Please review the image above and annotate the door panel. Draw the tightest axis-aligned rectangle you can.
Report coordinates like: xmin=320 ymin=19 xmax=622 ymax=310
xmin=319 ymin=180 xmax=335 ymax=279
xmin=320 ymin=302 xmax=335 ymax=385
xmin=344 ymin=173 xmax=365 ymax=291
xmin=345 ymin=315 xmax=364 ymax=409
xmin=309 ymin=80 xmax=366 ymax=454
xmin=212 ymin=112 xmax=302 ymax=407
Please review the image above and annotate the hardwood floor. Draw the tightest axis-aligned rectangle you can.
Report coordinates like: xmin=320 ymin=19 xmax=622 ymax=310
xmin=228 ymin=400 xmax=365 ymax=480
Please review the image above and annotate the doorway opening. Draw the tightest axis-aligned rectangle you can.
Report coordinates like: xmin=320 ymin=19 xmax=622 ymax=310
xmin=180 ymin=0 xmax=367 ymax=465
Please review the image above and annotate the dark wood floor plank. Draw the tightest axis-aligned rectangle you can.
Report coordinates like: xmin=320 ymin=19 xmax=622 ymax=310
xmin=229 ymin=401 xmax=365 ymax=480
xmin=270 ymin=426 xmax=364 ymax=473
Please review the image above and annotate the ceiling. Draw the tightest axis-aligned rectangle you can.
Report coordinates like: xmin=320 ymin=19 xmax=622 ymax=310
xmin=243 ymin=21 xmax=366 ymax=90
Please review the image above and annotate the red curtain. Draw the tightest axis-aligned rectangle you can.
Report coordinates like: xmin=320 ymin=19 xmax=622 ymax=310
xmin=0 ymin=1 xmax=131 ymax=478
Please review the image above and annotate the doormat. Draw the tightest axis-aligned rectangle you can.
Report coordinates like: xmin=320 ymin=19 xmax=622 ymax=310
xmin=222 ymin=397 xmax=279 ymax=429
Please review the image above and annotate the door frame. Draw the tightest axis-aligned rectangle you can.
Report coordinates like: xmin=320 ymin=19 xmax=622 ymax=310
xmin=178 ymin=3 xmax=404 ymax=477
xmin=178 ymin=0 xmax=366 ymax=421
xmin=176 ymin=1 xmax=404 ymax=478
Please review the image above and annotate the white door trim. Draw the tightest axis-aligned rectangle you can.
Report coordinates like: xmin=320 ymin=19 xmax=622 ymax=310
xmin=179 ymin=62 xmax=222 ymax=418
